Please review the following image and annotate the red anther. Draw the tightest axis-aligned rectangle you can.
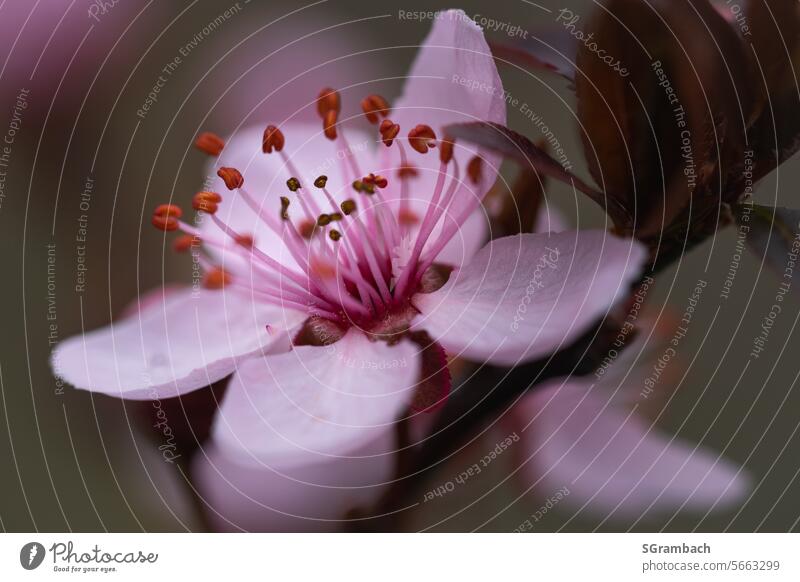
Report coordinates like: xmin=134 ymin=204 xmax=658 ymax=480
xmin=262 ymin=125 xmax=285 ymax=153
xmin=440 ymin=135 xmax=455 ymax=164
xmin=317 ymin=87 xmax=341 ymax=117
xmin=194 ymin=132 xmax=225 ymax=156
xmin=310 ymin=256 xmax=336 ymax=279
xmin=398 ymin=208 xmax=420 ymax=226
xmin=379 ymin=119 xmax=400 ymax=147
xmin=235 ymin=233 xmax=254 ymax=248
xmin=361 ymin=94 xmax=390 ymax=125
xmin=408 ymin=124 xmax=437 ymax=154
xmin=217 ymin=167 xmax=244 ymax=190
xmin=363 ymin=173 xmax=388 ymax=189
xmin=193 ymin=191 xmax=222 ymax=214
xmin=152 ymin=204 xmax=183 ymax=231
xmin=203 ymin=267 xmax=231 ymax=290
xmin=397 ymin=164 xmax=419 ymax=179
xmin=467 ymin=156 xmax=483 ymax=184
xmin=323 ymin=109 xmax=338 ymax=140
xmin=299 ymin=219 xmax=316 ymax=239
xmin=173 ymin=234 xmax=199 ymax=252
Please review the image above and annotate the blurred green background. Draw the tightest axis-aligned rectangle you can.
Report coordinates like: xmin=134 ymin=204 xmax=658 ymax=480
xmin=1 ymin=0 xmax=798 ymax=532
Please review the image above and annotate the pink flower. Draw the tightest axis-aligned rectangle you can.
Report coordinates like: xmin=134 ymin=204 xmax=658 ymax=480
xmin=506 ymin=326 xmax=750 ymax=522
xmin=52 ymin=10 xmax=646 ymax=529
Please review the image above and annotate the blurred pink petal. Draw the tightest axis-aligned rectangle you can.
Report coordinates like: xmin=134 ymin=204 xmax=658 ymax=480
xmin=512 ymin=379 xmax=750 ymax=518
xmin=213 ymin=330 xmax=419 ymax=467
xmin=412 ymin=231 xmax=646 ymax=365
xmin=52 ymin=288 xmax=303 ymax=400
xmin=193 ymin=436 xmax=394 ymax=532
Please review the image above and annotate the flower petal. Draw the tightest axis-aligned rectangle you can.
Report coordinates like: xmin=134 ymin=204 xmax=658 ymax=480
xmin=379 ymin=10 xmax=507 ymax=269
xmin=512 ymin=380 xmax=750 ymax=518
xmin=412 ymin=231 xmax=647 ymax=365
xmin=212 ymin=329 xmax=420 ymax=467
xmin=192 ymin=438 xmax=394 ymax=532
xmin=51 ymin=288 xmax=303 ymax=400
xmin=390 ymin=9 xmax=506 ymax=195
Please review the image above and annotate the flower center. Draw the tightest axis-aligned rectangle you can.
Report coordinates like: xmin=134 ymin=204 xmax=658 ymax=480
xmin=153 ymin=88 xmax=481 ymax=331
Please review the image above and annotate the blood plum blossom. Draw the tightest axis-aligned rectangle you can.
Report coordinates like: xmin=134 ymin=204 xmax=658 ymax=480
xmin=52 ymin=10 xmax=646 ymax=529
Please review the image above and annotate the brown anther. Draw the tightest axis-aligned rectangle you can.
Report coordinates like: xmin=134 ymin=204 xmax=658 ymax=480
xmin=363 ymin=173 xmax=388 ymax=188
xmin=397 ymin=164 xmax=419 ymax=179
xmin=328 ymin=229 xmax=342 ymax=241
xmin=329 ymin=212 xmax=343 ymax=221
xmin=173 ymin=234 xmax=199 ymax=252
xmin=379 ymin=119 xmax=400 ymax=147
xmin=340 ymin=199 xmax=357 ymax=215
xmin=323 ymin=109 xmax=338 ymax=140
xmin=398 ymin=208 xmax=420 ymax=226
xmin=352 ymin=179 xmax=364 ymax=192
xmin=203 ymin=267 xmax=231 ymax=290
xmin=408 ymin=124 xmax=437 ymax=154
xmin=314 ymin=175 xmax=328 ymax=188
xmin=217 ymin=167 xmax=243 ymax=190
xmin=317 ymin=213 xmax=332 ymax=227
xmin=152 ymin=204 xmax=183 ymax=231
xmin=286 ymin=177 xmax=301 ymax=192
xmin=235 ymin=233 xmax=254 ymax=249
xmin=194 ymin=132 xmax=225 ymax=156
xmin=192 ymin=191 xmax=222 ymax=214
xmin=280 ymin=196 xmax=291 ymax=220
xmin=361 ymin=94 xmax=390 ymax=125
xmin=317 ymin=87 xmax=341 ymax=117
xmin=467 ymin=156 xmax=483 ymax=185
xmin=440 ymin=135 xmax=455 ymax=164
xmin=262 ymin=125 xmax=285 ymax=154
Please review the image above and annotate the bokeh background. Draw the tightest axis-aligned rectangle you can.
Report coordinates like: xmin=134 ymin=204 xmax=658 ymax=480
xmin=1 ymin=0 xmax=799 ymax=532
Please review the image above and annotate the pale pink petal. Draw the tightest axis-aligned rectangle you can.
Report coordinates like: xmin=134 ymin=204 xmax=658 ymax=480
xmin=412 ymin=231 xmax=647 ymax=365
xmin=378 ymin=10 xmax=507 ymax=269
xmin=51 ymin=288 xmax=303 ymax=400
xmin=212 ymin=329 xmax=420 ymax=467
xmin=389 ymin=9 xmax=506 ymax=197
xmin=192 ymin=437 xmax=393 ymax=532
xmin=513 ymin=380 xmax=750 ymax=518
xmin=200 ymin=121 xmax=375 ymax=268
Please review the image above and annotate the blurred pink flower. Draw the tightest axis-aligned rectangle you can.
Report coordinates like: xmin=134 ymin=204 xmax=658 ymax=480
xmin=507 ymin=324 xmax=750 ymax=521
xmin=52 ymin=10 xmax=646 ymax=529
